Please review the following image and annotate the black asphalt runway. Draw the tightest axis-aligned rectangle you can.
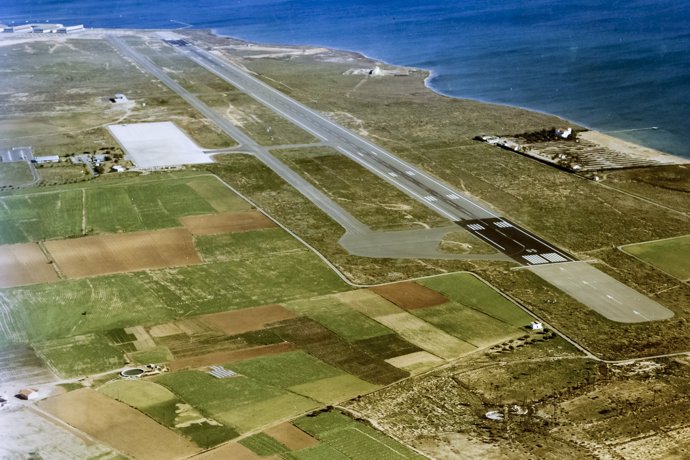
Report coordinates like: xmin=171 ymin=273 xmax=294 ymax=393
xmin=457 ymin=218 xmax=573 ymax=265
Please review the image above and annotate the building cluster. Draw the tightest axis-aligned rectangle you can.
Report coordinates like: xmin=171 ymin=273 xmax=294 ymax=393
xmin=2 ymin=23 xmax=84 ymax=34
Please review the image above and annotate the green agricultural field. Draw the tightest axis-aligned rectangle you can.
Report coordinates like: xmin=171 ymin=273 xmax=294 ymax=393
xmin=155 ymin=371 xmax=319 ymax=433
xmin=0 ymin=162 xmax=34 ymax=187
xmin=228 ymin=351 xmax=343 ymax=388
xmin=622 ymin=236 xmax=690 ymax=281
xmin=290 ymin=374 xmax=379 ymax=404
xmin=195 ymin=228 xmax=304 ymax=263
xmin=373 ymin=312 xmax=476 ymax=359
xmin=228 ymin=351 xmax=379 ymax=404
xmin=35 ymin=334 xmax=124 ymax=378
xmin=291 ymin=410 xmax=424 ymax=459
xmin=413 ymin=302 xmax=523 ymax=348
xmin=420 ymin=273 xmax=533 ymax=327
xmin=99 ymin=379 xmax=238 ymax=448
xmin=0 ymin=173 xmax=244 ymax=243
xmin=284 ymin=294 xmax=394 ymax=342
xmin=239 ymin=433 xmax=289 ymax=456
xmin=99 ymin=380 xmax=177 ymax=409
xmin=2 ymin=250 xmax=347 ymax=343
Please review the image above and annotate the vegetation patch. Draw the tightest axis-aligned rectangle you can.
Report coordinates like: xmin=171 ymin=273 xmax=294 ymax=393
xmin=284 ymin=294 xmax=393 ymax=342
xmin=228 ymin=350 xmax=343 ymax=388
xmin=289 ymin=374 xmax=379 ymax=404
xmin=412 ymin=302 xmax=523 ymax=347
xmin=0 ymin=162 xmax=34 ymax=188
xmin=420 ymin=273 xmax=532 ymax=327
xmin=35 ymin=334 xmax=124 ymax=378
xmin=621 ymin=235 xmax=690 ymax=281
xmin=273 ymin=317 xmax=409 ymax=385
xmin=292 ymin=410 xmax=423 ymax=459
xmin=155 ymin=371 xmax=318 ymax=433
xmin=194 ymin=228 xmax=303 ymax=263
xmin=239 ymin=432 xmax=289 ymax=456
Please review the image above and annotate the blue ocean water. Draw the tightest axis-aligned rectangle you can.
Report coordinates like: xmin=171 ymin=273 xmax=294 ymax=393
xmin=2 ymin=1 xmax=689 ymax=157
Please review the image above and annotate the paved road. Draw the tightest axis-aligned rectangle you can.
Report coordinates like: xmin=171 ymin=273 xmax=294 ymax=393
xmin=170 ymin=40 xmax=573 ymax=266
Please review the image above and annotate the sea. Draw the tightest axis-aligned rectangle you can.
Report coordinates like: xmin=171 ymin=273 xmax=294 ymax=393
xmin=2 ymin=0 xmax=689 ymax=157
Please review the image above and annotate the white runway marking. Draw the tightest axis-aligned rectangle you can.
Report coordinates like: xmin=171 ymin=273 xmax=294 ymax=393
xmin=542 ymin=252 xmax=567 ymax=262
xmin=523 ymin=254 xmax=549 ymax=264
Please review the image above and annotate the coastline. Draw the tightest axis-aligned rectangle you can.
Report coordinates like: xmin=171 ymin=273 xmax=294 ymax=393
xmin=206 ymin=28 xmax=687 ymax=164
xmin=1 ymin=25 xmax=686 ymax=164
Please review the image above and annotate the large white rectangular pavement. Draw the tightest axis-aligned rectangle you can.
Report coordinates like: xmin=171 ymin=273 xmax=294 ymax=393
xmin=108 ymin=121 xmax=214 ymax=169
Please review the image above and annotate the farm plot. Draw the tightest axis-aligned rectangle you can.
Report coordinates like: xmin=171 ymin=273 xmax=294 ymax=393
xmin=45 ymin=228 xmax=201 ymax=278
xmin=228 ymin=350 xmax=378 ymax=404
xmin=99 ymin=379 xmax=238 ymax=448
xmin=284 ymin=294 xmax=393 ymax=342
xmin=38 ymin=388 xmax=201 ymax=460
xmin=155 ymin=370 xmax=319 ymax=433
xmin=412 ymin=302 xmax=523 ymax=348
xmin=34 ymin=334 xmax=125 ymax=378
xmin=2 ymin=250 xmax=347 ymax=343
xmin=180 ymin=210 xmax=275 ymax=235
xmin=185 ymin=177 xmax=252 ymax=213
xmin=622 ymin=235 xmax=690 ymax=281
xmin=369 ymin=282 xmax=448 ymax=310
xmin=0 ymin=189 xmax=83 ymax=244
xmin=421 ymin=273 xmax=533 ymax=327
xmin=0 ymin=174 xmax=238 ymax=244
xmin=168 ymin=343 xmax=295 ymax=371
xmin=0 ymin=161 xmax=34 ymax=187
xmin=0 ymin=243 xmax=58 ymax=288
xmin=264 ymin=422 xmax=320 ymax=450
xmin=273 ymin=317 xmax=409 ymax=385
xmin=374 ymin=313 xmax=476 ymax=359
xmin=194 ymin=228 xmax=303 ymax=263
xmin=201 ymin=304 xmax=297 ymax=336
xmin=291 ymin=410 xmax=424 ymax=459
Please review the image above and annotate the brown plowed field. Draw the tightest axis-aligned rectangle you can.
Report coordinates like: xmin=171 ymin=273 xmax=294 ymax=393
xmin=44 ymin=228 xmax=201 ymax=278
xmin=168 ymin=342 xmax=295 ymax=371
xmin=180 ymin=211 xmax=276 ymax=235
xmin=264 ymin=422 xmax=319 ymax=450
xmin=201 ymin=304 xmax=297 ymax=335
xmin=192 ymin=442 xmax=267 ymax=460
xmin=0 ymin=243 xmax=58 ymax=288
xmin=369 ymin=282 xmax=448 ymax=310
xmin=38 ymin=388 xmax=200 ymax=460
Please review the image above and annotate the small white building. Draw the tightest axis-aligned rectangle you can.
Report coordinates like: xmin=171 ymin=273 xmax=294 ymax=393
xmin=3 ymin=25 xmax=32 ymax=33
xmin=113 ymin=94 xmax=128 ymax=103
xmin=33 ymin=155 xmax=60 ymax=164
xmin=31 ymin=24 xmax=63 ymax=33
xmin=555 ymin=127 xmax=572 ymax=139
xmin=15 ymin=388 xmax=39 ymax=400
xmin=112 ymin=165 xmax=126 ymax=173
xmin=58 ymin=24 xmax=84 ymax=34
xmin=529 ymin=321 xmax=544 ymax=331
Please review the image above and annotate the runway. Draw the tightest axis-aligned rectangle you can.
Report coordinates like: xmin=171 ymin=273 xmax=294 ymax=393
xmin=170 ymin=39 xmax=573 ymax=266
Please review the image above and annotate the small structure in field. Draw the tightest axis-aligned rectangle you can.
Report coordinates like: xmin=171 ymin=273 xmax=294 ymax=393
xmin=529 ymin=321 xmax=544 ymax=331
xmin=485 ymin=410 xmax=504 ymax=421
xmin=33 ymin=155 xmax=60 ymax=164
xmin=112 ymin=165 xmax=126 ymax=173
xmin=554 ymin=127 xmax=572 ymax=139
xmin=15 ymin=388 xmax=39 ymax=400
xmin=111 ymin=94 xmax=128 ymax=104
xmin=208 ymin=365 xmax=237 ymax=379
